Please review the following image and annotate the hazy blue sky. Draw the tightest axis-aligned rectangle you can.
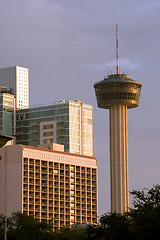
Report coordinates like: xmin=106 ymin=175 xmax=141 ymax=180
xmin=1 ymin=0 xmax=160 ymax=216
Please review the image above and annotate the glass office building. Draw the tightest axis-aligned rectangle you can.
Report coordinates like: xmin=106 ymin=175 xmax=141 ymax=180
xmin=16 ymin=100 xmax=93 ymax=156
xmin=0 ymin=87 xmax=15 ymax=137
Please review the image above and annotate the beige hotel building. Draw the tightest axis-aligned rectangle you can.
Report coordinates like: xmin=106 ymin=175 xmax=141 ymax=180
xmin=0 ymin=143 xmax=97 ymax=228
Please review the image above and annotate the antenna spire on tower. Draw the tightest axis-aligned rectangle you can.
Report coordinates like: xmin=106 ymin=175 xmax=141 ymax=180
xmin=116 ymin=24 xmax=119 ymax=74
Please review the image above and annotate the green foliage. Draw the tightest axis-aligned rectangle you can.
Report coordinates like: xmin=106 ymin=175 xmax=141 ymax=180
xmin=0 ymin=212 xmax=86 ymax=240
xmin=2 ymin=212 xmax=53 ymax=240
xmin=0 ymin=214 xmax=5 ymax=239
xmin=129 ymin=185 xmax=160 ymax=240
xmin=86 ymin=213 xmax=132 ymax=240
xmin=1 ymin=185 xmax=160 ymax=239
xmin=53 ymin=227 xmax=86 ymax=240
xmin=86 ymin=184 xmax=160 ymax=240
xmin=100 ymin=212 xmax=132 ymax=240
xmin=130 ymin=184 xmax=160 ymax=210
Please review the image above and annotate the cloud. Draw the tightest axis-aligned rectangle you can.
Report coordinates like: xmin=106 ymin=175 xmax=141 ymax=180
xmin=138 ymin=0 xmax=160 ymax=12
xmin=85 ymin=58 xmax=139 ymax=74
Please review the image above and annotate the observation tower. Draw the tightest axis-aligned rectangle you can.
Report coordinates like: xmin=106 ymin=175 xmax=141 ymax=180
xmin=94 ymin=25 xmax=142 ymax=213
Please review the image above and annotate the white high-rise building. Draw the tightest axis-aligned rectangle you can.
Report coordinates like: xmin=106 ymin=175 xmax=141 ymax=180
xmin=0 ymin=66 xmax=29 ymax=108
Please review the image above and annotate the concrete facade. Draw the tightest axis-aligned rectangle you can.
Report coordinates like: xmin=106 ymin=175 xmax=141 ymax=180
xmin=94 ymin=73 xmax=142 ymax=213
xmin=0 ymin=144 xmax=97 ymax=228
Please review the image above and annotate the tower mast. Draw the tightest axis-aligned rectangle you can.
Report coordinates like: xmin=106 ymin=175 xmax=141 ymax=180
xmin=116 ymin=24 xmax=119 ymax=74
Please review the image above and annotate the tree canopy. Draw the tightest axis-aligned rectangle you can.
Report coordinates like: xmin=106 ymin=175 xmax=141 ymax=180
xmin=86 ymin=184 xmax=160 ymax=240
xmin=0 ymin=184 xmax=160 ymax=239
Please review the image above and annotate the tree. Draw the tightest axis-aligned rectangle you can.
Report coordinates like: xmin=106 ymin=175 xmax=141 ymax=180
xmin=86 ymin=184 xmax=160 ymax=240
xmin=129 ymin=185 xmax=160 ymax=240
xmin=130 ymin=184 xmax=160 ymax=210
xmin=0 ymin=214 xmax=6 ymax=239
xmin=1 ymin=185 xmax=160 ymax=239
xmin=6 ymin=212 xmax=53 ymax=240
xmin=86 ymin=213 xmax=132 ymax=240
xmin=53 ymin=227 xmax=86 ymax=240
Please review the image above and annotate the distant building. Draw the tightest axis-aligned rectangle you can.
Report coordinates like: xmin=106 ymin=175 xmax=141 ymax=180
xmin=0 ymin=66 xmax=29 ymax=108
xmin=0 ymin=87 xmax=15 ymax=137
xmin=0 ymin=144 xmax=98 ymax=229
xmin=16 ymin=100 xmax=93 ymax=156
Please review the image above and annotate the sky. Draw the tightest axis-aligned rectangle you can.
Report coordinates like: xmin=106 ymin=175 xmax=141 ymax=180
xmin=0 ymin=0 xmax=160 ymax=216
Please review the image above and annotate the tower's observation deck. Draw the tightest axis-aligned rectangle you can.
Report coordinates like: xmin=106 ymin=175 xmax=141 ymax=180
xmin=94 ymin=73 xmax=142 ymax=109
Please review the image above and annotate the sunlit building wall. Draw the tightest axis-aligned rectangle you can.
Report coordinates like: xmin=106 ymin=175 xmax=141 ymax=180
xmin=16 ymin=100 xmax=93 ymax=156
xmin=0 ymin=92 xmax=15 ymax=137
xmin=0 ymin=144 xmax=97 ymax=229
xmin=0 ymin=66 xmax=29 ymax=108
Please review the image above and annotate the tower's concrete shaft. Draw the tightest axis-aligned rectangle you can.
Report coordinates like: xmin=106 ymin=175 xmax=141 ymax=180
xmin=110 ymin=105 xmax=129 ymax=213
xmin=94 ymin=73 xmax=142 ymax=214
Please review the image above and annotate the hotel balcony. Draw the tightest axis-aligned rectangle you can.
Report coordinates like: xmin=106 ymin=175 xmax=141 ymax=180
xmin=23 ymin=177 xmax=28 ymax=183
xmin=54 ymin=214 xmax=59 ymax=220
xmin=92 ymin=181 xmax=96 ymax=186
xmin=87 ymin=174 xmax=91 ymax=179
xmin=24 ymin=158 xmax=28 ymax=164
xmin=23 ymin=171 xmax=28 ymax=177
xmin=23 ymin=191 xmax=28 ymax=197
xmin=29 ymin=173 xmax=34 ymax=178
xmin=23 ymin=204 xmax=28 ymax=211
xmin=41 ymin=167 xmax=47 ymax=173
xmin=24 ymin=165 xmax=28 ymax=170
xmin=49 ymin=200 xmax=53 ymax=206
xmin=35 ymin=160 xmax=40 ymax=165
xmin=49 ymin=175 xmax=53 ymax=180
xmin=65 ymin=183 xmax=70 ymax=189
xmin=54 ymin=176 xmax=59 ymax=181
xmin=23 ymin=184 xmax=28 ymax=190
xmin=29 ymin=206 xmax=34 ymax=211
xmin=23 ymin=197 xmax=28 ymax=203
xmin=41 ymin=174 xmax=47 ymax=179
xmin=60 ymin=176 xmax=64 ymax=181
xmin=92 ymin=199 xmax=97 ymax=205
xmin=92 ymin=205 xmax=97 ymax=210
xmin=35 ymin=199 xmax=40 ymax=204
xmin=41 ymin=193 xmax=47 ymax=199
xmin=29 ymin=166 xmax=34 ymax=171
xmin=49 ymin=194 xmax=53 ymax=200
xmin=29 ymin=159 xmax=34 ymax=165
xmin=81 ymin=173 xmax=85 ymax=178
xmin=41 ymin=161 xmax=47 ymax=167
xmin=35 ymin=173 xmax=40 ymax=178
xmin=41 ymin=180 xmax=47 ymax=186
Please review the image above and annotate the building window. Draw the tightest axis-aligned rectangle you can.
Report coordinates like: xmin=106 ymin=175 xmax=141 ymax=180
xmin=43 ymin=124 xmax=53 ymax=130
xmin=43 ymin=131 xmax=53 ymax=137
xmin=43 ymin=138 xmax=53 ymax=144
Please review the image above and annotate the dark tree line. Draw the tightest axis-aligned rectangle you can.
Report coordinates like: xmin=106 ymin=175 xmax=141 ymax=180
xmin=1 ymin=184 xmax=160 ymax=240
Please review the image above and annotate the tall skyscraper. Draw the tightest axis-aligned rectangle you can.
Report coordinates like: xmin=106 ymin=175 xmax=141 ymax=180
xmin=0 ymin=144 xmax=97 ymax=228
xmin=94 ymin=25 xmax=142 ymax=213
xmin=16 ymin=100 xmax=93 ymax=156
xmin=0 ymin=66 xmax=29 ymax=108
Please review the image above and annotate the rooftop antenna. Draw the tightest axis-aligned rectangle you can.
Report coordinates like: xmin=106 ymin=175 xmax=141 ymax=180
xmin=116 ymin=24 xmax=119 ymax=74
